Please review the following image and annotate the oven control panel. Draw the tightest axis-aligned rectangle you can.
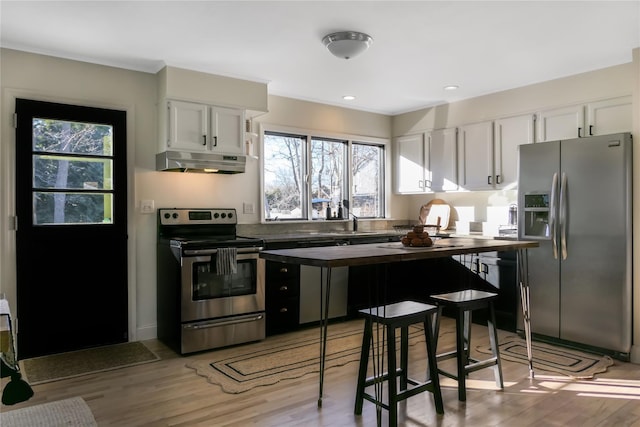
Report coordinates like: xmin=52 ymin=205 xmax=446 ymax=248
xmin=158 ymin=208 xmax=237 ymax=225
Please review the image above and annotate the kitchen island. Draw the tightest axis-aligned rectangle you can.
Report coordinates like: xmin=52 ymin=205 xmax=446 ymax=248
xmin=259 ymin=237 xmax=539 ymax=407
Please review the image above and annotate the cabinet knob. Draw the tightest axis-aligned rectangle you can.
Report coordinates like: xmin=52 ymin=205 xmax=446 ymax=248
xmin=279 ymin=307 xmax=288 ymax=313
xmin=279 ymin=285 xmax=288 ymax=291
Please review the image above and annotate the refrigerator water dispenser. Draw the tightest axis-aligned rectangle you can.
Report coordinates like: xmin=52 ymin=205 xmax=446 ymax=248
xmin=523 ymin=193 xmax=550 ymax=238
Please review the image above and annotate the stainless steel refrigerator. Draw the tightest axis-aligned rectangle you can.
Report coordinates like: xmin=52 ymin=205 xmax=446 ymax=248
xmin=517 ymin=132 xmax=632 ymax=360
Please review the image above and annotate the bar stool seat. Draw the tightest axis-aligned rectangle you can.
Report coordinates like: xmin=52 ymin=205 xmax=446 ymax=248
xmin=429 ymin=289 xmax=504 ymax=401
xmin=354 ymin=300 xmax=444 ymax=427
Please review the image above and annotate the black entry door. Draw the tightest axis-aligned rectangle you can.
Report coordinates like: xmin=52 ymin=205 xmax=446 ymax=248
xmin=15 ymin=99 xmax=128 ymax=359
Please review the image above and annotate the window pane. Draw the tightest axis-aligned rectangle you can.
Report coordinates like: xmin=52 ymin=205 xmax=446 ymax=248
xmin=263 ymin=133 xmax=304 ymax=220
xmin=33 ymin=118 xmax=113 ymax=155
xmin=33 ymin=192 xmax=113 ymax=225
xmin=311 ymin=138 xmax=346 ymax=218
xmin=352 ymin=143 xmax=384 ymax=218
xmin=34 ymin=155 xmax=113 ymax=190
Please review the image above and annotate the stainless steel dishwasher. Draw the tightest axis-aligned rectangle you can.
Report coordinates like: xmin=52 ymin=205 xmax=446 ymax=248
xmin=297 ymin=239 xmax=350 ymax=325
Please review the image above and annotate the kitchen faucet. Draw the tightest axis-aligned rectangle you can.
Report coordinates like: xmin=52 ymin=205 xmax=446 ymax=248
xmin=342 ymin=199 xmax=358 ymax=232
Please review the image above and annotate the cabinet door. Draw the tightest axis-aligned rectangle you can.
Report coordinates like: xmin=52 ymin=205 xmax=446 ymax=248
xmin=167 ymin=100 xmax=209 ymax=151
xmin=494 ymin=114 xmax=534 ymax=189
xmin=457 ymin=121 xmax=493 ymax=190
xmin=211 ymin=106 xmax=244 ymax=154
xmin=394 ymin=133 xmax=428 ymax=193
xmin=586 ymin=95 xmax=632 ymax=136
xmin=429 ymin=128 xmax=458 ymax=191
xmin=536 ymin=104 xmax=584 ymax=142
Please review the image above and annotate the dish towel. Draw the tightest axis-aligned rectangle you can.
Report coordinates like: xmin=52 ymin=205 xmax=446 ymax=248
xmin=216 ymin=247 xmax=237 ymax=275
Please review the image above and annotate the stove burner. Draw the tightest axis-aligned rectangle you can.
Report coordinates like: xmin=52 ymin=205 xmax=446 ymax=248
xmin=158 ymin=208 xmax=263 ymax=251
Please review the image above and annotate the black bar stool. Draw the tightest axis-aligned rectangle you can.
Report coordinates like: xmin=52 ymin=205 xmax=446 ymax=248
xmin=429 ymin=289 xmax=504 ymax=401
xmin=354 ymin=300 xmax=444 ymax=427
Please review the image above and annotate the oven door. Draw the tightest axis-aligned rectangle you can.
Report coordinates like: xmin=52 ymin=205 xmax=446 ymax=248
xmin=180 ymin=251 xmax=265 ymax=323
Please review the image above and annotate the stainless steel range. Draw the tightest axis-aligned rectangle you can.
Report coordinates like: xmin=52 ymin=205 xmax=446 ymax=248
xmin=156 ymin=208 xmax=265 ymax=354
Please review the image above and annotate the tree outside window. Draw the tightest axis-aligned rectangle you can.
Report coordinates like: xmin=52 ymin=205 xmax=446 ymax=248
xmin=263 ymin=129 xmax=385 ymax=221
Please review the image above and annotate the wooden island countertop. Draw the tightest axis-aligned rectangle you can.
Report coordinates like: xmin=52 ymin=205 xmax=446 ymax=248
xmin=259 ymin=237 xmax=538 ymax=267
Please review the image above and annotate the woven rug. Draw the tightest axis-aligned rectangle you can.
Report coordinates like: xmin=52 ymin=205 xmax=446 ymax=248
xmin=186 ymin=319 xmax=429 ymax=394
xmin=20 ymin=341 xmax=159 ymax=385
xmin=476 ymin=335 xmax=614 ymax=379
xmin=0 ymin=397 xmax=97 ymax=426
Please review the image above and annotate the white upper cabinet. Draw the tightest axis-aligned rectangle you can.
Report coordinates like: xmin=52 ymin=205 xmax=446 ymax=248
xmin=494 ymin=114 xmax=534 ymax=189
xmin=536 ymin=95 xmax=631 ymax=142
xmin=428 ymin=127 xmax=458 ymax=192
xmin=586 ymin=96 xmax=633 ymax=136
xmin=457 ymin=116 xmax=533 ymax=191
xmin=162 ymin=100 xmax=245 ymax=154
xmin=457 ymin=121 xmax=493 ymax=191
xmin=394 ymin=133 xmax=429 ymax=193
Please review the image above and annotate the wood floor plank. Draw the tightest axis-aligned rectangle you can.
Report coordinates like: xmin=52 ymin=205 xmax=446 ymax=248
xmin=2 ymin=318 xmax=638 ymax=426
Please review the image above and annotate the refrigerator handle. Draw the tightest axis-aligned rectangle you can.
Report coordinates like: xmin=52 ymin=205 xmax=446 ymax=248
xmin=559 ymin=172 xmax=568 ymax=260
xmin=550 ymin=172 xmax=558 ymax=259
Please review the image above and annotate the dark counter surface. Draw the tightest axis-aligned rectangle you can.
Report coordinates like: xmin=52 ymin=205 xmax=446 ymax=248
xmin=239 ymin=230 xmax=402 ymax=248
xmin=259 ymin=237 xmax=538 ymax=268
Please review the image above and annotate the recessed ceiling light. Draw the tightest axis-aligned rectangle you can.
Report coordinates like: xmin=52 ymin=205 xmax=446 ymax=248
xmin=343 ymin=95 xmax=356 ymax=101
xmin=443 ymin=85 xmax=459 ymax=91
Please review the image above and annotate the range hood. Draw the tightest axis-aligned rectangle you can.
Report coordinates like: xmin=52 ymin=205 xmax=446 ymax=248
xmin=156 ymin=151 xmax=246 ymax=174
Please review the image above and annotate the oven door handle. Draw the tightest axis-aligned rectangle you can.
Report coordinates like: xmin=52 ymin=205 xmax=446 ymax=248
xmin=183 ymin=313 xmax=264 ymax=330
xmin=182 ymin=247 xmax=263 ymax=256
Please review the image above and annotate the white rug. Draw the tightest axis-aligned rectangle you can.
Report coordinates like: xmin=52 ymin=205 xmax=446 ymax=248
xmin=0 ymin=397 xmax=97 ymax=426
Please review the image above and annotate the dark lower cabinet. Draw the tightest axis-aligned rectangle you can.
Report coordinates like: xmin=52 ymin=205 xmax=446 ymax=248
xmin=265 ymin=261 xmax=300 ymax=335
xmin=450 ymin=251 xmax=518 ymax=332
xmin=347 ymin=251 xmax=518 ymax=332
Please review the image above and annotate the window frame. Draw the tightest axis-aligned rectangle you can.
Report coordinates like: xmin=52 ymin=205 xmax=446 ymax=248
xmin=260 ymin=123 xmax=389 ymax=223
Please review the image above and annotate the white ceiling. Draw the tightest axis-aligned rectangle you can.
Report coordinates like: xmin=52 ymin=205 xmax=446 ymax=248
xmin=2 ymin=1 xmax=639 ymax=115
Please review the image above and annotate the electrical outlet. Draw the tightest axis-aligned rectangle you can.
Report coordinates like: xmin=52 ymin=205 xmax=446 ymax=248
xmin=140 ymin=199 xmax=155 ymax=214
xmin=243 ymin=202 xmax=255 ymax=214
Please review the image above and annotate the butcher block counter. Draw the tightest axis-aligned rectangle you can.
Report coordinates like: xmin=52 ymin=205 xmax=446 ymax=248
xmin=259 ymin=237 xmax=538 ymax=268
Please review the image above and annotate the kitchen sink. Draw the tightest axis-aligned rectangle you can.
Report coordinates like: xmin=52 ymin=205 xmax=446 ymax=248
xmin=330 ymin=231 xmax=378 ymax=235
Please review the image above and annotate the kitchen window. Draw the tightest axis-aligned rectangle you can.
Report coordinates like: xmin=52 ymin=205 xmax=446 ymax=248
xmin=262 ymin=128 xmax=385 ymax=221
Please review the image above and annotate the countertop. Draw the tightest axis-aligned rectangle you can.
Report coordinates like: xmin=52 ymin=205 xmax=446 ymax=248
xmin=239 ymin=230 xmax=401 ymax=244
xmin=259 ymin=237 xmax=538 ymax=268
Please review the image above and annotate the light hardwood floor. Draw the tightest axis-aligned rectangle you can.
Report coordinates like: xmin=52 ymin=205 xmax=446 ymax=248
xmin=2 ymin=317 xmax=639 ymax=426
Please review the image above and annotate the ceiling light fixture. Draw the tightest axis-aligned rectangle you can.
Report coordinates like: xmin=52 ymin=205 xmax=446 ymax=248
xmin=444 ymin=85 xmax=459 ymax=91
xmin=322 ymin=31 xmax=373 ymax=60
xmin=343 ymin=95 xmax=356 ymax=101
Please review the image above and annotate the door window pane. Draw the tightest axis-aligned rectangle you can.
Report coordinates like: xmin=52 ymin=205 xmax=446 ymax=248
xmin=33 ymin=192 xmax=113 ymax=225
xmin=33 ymin=119 xmax=113 ymax=155
xmin=34 ymin=156 xmax=113 ymax=190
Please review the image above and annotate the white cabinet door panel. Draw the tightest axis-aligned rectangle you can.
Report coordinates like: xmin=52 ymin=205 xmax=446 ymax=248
xmin=211 ymin=106 xmax=244 ymax=154
xmin=587 ymin=96 xmax=632 ymax=137
xmin=394 ymin=133 xmax=428 ymax=193
xmin=457 ymin=121 xmax=493 ymax=191
xmin=536 ymin=104 xmax=584 ymax=142
xmin=429 ymin=128 xmax=458 ymax=192
xmin=494 ymin=114 xmax=534 ymax=189
xmin=168 ymin=100 xmax=209 ymax=151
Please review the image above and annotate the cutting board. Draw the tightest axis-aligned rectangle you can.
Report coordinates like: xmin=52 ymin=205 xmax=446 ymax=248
xmin=418 ymin=199 xmax=451 ymax=230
